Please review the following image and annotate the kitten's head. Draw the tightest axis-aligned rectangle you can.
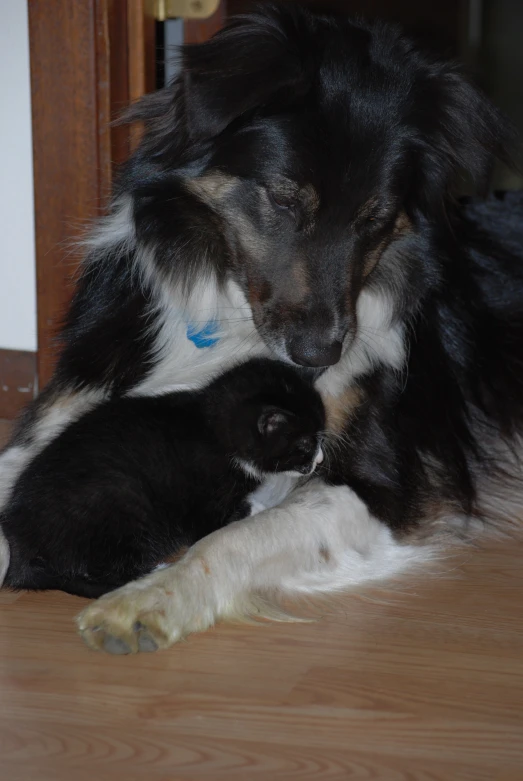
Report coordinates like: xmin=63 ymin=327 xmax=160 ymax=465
xmin=240 ymin=402 xmax=325 ymax=478
xmin=206 ymin=358 xmax=325 ymax=478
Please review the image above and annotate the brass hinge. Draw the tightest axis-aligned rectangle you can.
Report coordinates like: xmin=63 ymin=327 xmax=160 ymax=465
xmin=154 ymin=0 xmax=220 ymax=21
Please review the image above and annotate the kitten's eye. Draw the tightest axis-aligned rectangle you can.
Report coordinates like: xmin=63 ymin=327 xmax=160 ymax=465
xmin=296 ymin=436 xmax=313 ymax=453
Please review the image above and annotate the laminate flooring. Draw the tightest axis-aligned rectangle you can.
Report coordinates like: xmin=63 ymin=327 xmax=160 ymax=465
xmin=0 ymin=420 xmax=522 ymax=780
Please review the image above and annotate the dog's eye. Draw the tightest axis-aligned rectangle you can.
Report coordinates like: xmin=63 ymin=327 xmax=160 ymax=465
xmin=269 ymin=192 xmax=296 ymax=213
xmin=367 ymin=207 xmax=395 ymax=226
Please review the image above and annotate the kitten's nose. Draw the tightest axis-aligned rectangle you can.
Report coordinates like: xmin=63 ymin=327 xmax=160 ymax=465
xmin=289 ymin=336 xmax=343 ymax=367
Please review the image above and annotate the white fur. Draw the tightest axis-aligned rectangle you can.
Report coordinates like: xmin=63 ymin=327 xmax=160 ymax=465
xmin=243 ymin=447 xmax=325 ymax=513
xmin=0 ymin=388 xmax=105 ymax=510
xmin=84 ymin=198 xmax=269 ymax=395
xmin=81 ymin=197 xmax=135 ymax=257
xmin=131 ymin=275 xmax=269 ymax=396
xmin=32 ymin=389 xmax=107 ymax=448
xmin=235 ymin=459 xmax=263 ymax=481
xmin=82 ymin=200 xmax=265 ymax=395
xmin=82 ymin=199 xmax=269 ymax=395
xmin=77 ymin=480 xmax=432 ymax=652
xmin=317 ymin=287 xmax=405 ymax=398
xmin=276 ymin=450 xmax=324 ymax=479
xmin=0 ymin=446 xmax=31 ymax=510
xmin=247 ymin=472 xmax=303 ymax=515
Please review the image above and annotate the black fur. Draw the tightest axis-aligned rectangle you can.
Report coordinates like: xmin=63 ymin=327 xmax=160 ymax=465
xmin=2 ymin=3 xmax=523 ymax=585
xmin=56 ymin=251 xmax=159 ymax=394
xmin=2 ymin=359 xmax=324 ymax=597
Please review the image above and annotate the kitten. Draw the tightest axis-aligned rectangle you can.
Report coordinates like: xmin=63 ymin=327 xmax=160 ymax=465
xmin=1 ymin=359 xmax=325 ymax=598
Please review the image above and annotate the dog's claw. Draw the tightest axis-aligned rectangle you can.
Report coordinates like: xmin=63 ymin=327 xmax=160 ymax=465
xmin=137 ymin=632 xmax=159 ymax=653
xmin=102 ymin=635 xmax=132 ymax=655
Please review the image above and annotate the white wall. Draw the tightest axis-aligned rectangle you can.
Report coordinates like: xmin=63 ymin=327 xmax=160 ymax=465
xmin=0 ymin=1 xmax=36 ymax=352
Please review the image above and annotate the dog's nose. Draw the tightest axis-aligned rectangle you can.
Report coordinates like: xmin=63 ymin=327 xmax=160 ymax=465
xmin=289 ymin=337 xmax=343 ymax=367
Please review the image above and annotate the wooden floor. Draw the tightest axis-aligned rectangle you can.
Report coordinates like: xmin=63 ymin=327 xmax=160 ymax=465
xmin=0 ymin=420 xmax=522 ymax=780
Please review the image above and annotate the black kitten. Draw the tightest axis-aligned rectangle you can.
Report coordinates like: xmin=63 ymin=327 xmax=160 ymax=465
xmin=1 ymin=359 xmax=325 ymax=598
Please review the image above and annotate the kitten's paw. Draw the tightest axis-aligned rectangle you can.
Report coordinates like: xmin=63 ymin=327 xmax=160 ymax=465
xmin=76 ymin=563 xmax=214 ymax=654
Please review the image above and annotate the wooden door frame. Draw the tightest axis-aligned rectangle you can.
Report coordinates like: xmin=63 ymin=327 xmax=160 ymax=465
xmin=29 ymin=0 xmax=114 ymax=392
xmin=1 ymin=1 xmax=114 ymax=420
xmin=26 ymin=0 xmax=225 ymax=401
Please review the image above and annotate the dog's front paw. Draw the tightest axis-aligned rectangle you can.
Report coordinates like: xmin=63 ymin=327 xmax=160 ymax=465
xmin=76 ymin=580 xmax=173 ymax=654
xmin=76 ymin=562 xmax=215 ymax=654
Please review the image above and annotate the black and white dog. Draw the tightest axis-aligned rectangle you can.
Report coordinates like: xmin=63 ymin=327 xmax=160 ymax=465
xmin=1 ymin=3 xmax=523 ymax=653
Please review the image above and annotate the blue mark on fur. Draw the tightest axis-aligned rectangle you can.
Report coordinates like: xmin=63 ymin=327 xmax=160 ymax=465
xmin=186 ymin=319 xmax=220 ymax=348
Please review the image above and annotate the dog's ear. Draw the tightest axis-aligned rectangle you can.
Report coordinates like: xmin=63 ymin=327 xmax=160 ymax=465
xmin=182 ymin=6 xmax=307 ymax=140
xmin=414 ymin=66 xmax=518 ymax=207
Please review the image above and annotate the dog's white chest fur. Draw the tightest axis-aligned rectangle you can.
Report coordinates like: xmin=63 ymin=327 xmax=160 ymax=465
xmin=131 ymin=278 xmax=269 ymax=396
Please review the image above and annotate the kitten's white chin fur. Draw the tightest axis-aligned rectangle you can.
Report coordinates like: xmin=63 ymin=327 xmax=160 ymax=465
xmin=248 ymin=446 xmax=325 ymax=515
xmin=284 ymin=445 xmax=324 ymax=478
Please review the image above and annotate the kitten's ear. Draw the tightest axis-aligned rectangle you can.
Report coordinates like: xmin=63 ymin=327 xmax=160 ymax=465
xmin=257 ymin=407 xmax=293 ymax=439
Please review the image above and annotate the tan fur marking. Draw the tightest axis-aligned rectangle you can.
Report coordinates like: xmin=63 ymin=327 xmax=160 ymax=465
xmin=363 ymin=238 xmax=389 ymax=278
xmin=393 ymin=210 xmax=412 ymax=235
xmin=248 ymin=277 xmax=271 ymax=305
xmin=186 ymin=171 xmax=238 ymax=204
xmin=300 ymin=183 xmax=320 ymax=212
xmin=355 ymin=197 xmax=380 ymax=222
xmin=363 ymin=210 xmax=413 ymax=278
xmin=160 ymin=546 xmax=189 ymax=566
xmin=290 ymin=261 xmax=310 ymax=302
xmin=323 ymin=386 xmax=363 ymax=434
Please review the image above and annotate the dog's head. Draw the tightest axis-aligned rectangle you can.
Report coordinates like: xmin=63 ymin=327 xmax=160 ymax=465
xmin=129 ymin=3 xmax=515 ymax=367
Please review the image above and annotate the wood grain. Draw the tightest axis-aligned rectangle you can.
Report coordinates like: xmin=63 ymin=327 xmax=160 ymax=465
xmin=0 ymin=350 xmax=36 ymax=420
xmin=127 ymin=0 xmax=157 ymax=150
xmin=28 ymin=0 xmax=113 ymax=390
xmin=1 ymin=422 xmax=522 ymax=780
xmin=184 ymin=0 xmax=227 ymax=44
xmin=108 ymin=0 xmax=132 ymax=167
xmin=0 ymin=419 xmax=11 ymax=445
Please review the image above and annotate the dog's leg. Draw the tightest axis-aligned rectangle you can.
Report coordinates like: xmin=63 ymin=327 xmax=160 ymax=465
xmin=77 ymin=479 xmax=432 ymax=654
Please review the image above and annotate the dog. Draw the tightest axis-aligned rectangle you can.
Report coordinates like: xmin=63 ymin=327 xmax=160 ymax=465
xmin=1 ymin=3 xmax=522 ymax=654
